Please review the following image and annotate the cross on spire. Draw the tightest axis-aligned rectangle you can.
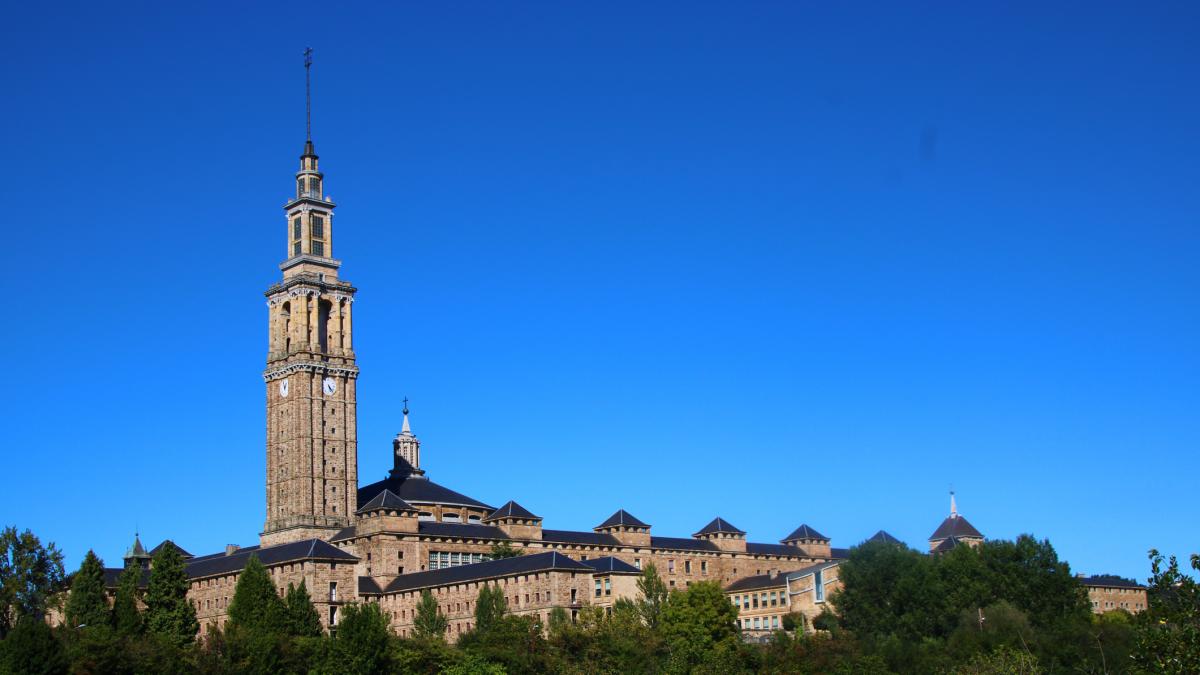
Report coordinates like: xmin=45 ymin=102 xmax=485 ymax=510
xmin=303 ymin=47 xmax=313 ymax=142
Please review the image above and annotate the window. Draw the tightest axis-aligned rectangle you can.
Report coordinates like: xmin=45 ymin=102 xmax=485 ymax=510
xmin=570 ymin=588 xmax=577 ymax=602
xmin=814 ymin=570 xmax=825 ymax=602
xmin=752 ymin=594 xmax=758 ymax=609
xmin=293 ymin=241 xmax=302 ymax=255
xmin=442 ymin=512 xmax=461 ymax=522
xmin=634 ymin=558 xmax=642 ymax=569
xmin=312 ymin=240 xmax=325 ymax=256
xmin=772 ymin=616 xmax=780 ymax=629
xmin=311 ymin=214 xmax=325 ymax=238
xmin=292 ymin=217 xmax=301 ymax=240
xmin=701 ymin=561 xmax=708 ymax=575
xmin=595 ymin=579 xmax=602 ymax=598
xmin=668 ymin=560 xmax=675 ymax=573
xmin=685 ymin=560 xmax=692 ymax=574
xmin=604 ymin=578 xmax=612 ymax=596
xmin=329 ymin=606 xmax=338 ymax=626
xmin=329 ymin=581 xmax=337 ymax=602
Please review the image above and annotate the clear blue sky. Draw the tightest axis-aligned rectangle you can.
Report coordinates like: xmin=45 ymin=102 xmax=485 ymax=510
xmin=2 ymin=2 xmax=1196 ymax=580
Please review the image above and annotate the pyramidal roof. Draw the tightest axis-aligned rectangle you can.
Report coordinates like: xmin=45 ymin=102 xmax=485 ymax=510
xmin=484 ymin=500 xmax=540 ymax=521
xmin=355 ymin=489 xmax=416 ymax=514
xmin=782 ymin=524 xmax=829 ymax=542
xmin=694 ymin=517 xmax=745 ymax=536
xmin=867 ymin=530 xmax=903 ymax=545
xmin=929 ymin=514 xmax=983 ymax=541
xmin=596 ymin=509 xmax=649 ymax=529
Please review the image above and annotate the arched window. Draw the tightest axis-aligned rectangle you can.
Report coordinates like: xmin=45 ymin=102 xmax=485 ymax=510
xmin=317 ymin=299 xmax=332 ymax=353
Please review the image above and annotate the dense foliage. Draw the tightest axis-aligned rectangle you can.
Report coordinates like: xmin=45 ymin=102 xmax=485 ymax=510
xmin=1 ymin=525 xmax=1195 ymax=673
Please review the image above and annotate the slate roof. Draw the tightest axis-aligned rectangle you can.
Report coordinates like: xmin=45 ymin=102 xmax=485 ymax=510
xmin=186 ymin=539 xmax=357 ymax=579
xmin=1078 ymin=575 xmax=1145 ymax=589
xmin=359 ymin=576 xmax=384 ymax=595
xmin=356 ymin=489 xmax=417 ymax=514
xmin=596 ymin=510 xmax=649 ymax=529
xmin=383 ymin=551 xmax=590 ymax=593
xmin=929 ymin=515 xmax=984 ymax=541
xmin=541 ymin=529 xmax=623 ymax=547
xmin=103 ymin=567 xmax=151 ymax=589
xmin=484 ymin=500 xmax=540 ymax=521
xmin=580 ymin=556 xmax=641 ymax=575
xmin=746 ymin=542 xmax=802 ymax=557
xmin=357 ymin=473 xmax=493 ymax=511
xmin=149 ymin=540 xmax=193 ymax=558
xmin=650 ymin=536 xmax=720 ymax=552
xmin=931 ymin=536 xmax=966 ymax=554
xmin=695 ymin=517 xmax=745 ymax=536
xmin=330 ymin=526 xmax=357 ymax=542
xmin=418 ymin=522 xmax=509 ymax=540
xmin=830 ymin=547 xmax=850 ymax=559
xmin=866 ymin=530 xmax=903 ymax=545
xmin=782 ymin=524 xmax=828 ymax=542
xmin=725 ymin=561 xmax=840 ymax=593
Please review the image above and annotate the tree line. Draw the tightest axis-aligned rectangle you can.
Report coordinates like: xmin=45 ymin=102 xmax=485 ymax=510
xmin=1 ymin=525 xmax=1196 ymax=673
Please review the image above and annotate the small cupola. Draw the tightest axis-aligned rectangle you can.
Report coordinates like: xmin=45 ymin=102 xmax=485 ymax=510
xmin=781 ymin=523 xmax=831 ymax=558
xmin=594 ymin=509 xmax=651 ymax=547
xmin=390 ymin=399 xmax=424 ymax=479
xmin=693 ymin=517 xmax=747 ymax=552
xmin=483 ymin=500 xmax=543 ymax=540
xmin=123 ymin=533 xmax=152 ymax=570
xmin=928 ymin=491 xmax=984 ymax=552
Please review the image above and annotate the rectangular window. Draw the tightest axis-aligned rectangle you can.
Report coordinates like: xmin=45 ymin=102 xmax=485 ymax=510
xmin=329 ymin=606 xmax=337 ymax=626
xmin=685 ymin=560 xmax=692 ymax=574
xmin=293 ymin=241 xmax=302 ymax=255
xmin=595 ymin=579 xmax=602 ymax=598
xmin=814 ymin=570 xmax=825 ymax=602
xmin=312 ymin=240 xmax=325 ymax=256
xmin=668 ymin=560 xmax=675 ymax=573
xmin=292 ymin=217 xmax=301 ymax=239
xmin=329 ymin=581 xmax=337 ymax=602
xmin=311 ymin=214 xmax=325 ymax=238
xmin=570 ymin=588 xmax=576 ymax=602
xmin=604 ymin=578 xmax=612 ymax=596
xmin=634 ymin=558 xmax=642 ymax=569
xmin=701 ymin=561 xmax=708 ymax=575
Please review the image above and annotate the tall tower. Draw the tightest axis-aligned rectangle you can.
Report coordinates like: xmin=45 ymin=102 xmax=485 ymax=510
xmin=261 ymin=50 xmax=359 ymax=546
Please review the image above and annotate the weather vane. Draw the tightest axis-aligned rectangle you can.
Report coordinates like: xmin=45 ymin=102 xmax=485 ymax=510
xmin=304 ymin=47 xmax=313 ymax=141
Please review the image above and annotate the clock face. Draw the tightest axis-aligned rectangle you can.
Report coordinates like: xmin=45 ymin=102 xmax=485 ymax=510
xmin=322 ymin=377 xmax=336 ymax=395
xmin=278 ymin=378 xmax=289 ymax=397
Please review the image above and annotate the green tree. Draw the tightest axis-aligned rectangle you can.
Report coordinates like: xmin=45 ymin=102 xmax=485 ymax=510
xmin=412 ymin=589 xmax=448 ymax=640
xmin=323 ymin=602 xmax=393 ymax=674
xmin=473 ymin=583 xmax=507 ymax=634
xmin=110 ymin=562 xmax=143 ymax=635
xmin=143 ymin=541 xmax=198 ymax=647
xmin=637 ymin=562 xmax=669 ymax=630
xmin=283 ymin=580 xmax=323 ymax=637
xmin=0 ymin=614 xmax=68 ymax=675
xmin=488 ymin=541 xmax=523 ymax=560
xmin=659 ymin=580 xmax=740 ymax=671
xmin=64 ymin=550 xmax=108 ymax=630
xmin=0 ymin=526 xmax=66 ymax=638
xmin=1133 ymin=549 xmax=1200 ymax=674
xmin=226 ymin=555 xmax=286 ymax=636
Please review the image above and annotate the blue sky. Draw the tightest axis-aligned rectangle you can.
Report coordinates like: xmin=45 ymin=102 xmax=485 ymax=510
xmin=2 ymin=2 xmax=1196 ymax=580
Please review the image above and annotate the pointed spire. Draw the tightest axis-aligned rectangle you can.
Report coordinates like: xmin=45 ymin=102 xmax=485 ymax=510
xmin=401 ymin=396 xmax=411 ymax=434
xmin=950 ymin=489 xmax=958 ymax=519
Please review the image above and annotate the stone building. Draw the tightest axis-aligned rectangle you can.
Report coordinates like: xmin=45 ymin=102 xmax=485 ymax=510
xmin=88 ymin=94 xmax=1002 ymax=639
xmin=1077 ymin=575 xmax=1148 ymax=614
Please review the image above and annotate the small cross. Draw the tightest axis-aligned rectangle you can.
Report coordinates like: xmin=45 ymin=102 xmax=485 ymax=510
xmin=402 ymin=396 xmax=409 ymax=413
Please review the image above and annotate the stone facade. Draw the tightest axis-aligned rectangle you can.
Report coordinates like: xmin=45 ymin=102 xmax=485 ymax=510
xmin=1079 ymin=576 xmax=1148 ymax=614
xmin=726 ymin=562 xmax=841 ymax=635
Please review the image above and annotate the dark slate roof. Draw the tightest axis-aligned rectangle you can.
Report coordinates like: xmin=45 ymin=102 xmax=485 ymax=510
xmin=651 ymin=536 xmax=719 ymax=552
xmin=782 ymin=524 xmax=828 ymax=542
xmin=148 ymin=540 xmax=193 ymax=558
xmin=596 ymin=509 xmax=649 ymax=529
xmin=103 ymin=567 xmax=151 ymax=589
xmin=359 ymin=576 xmax=384 ymax=595
xmin=695 ymin=517 xmax=745 ymax=536
xmin=330 ymin=526 xmax=357 ymax=542
xmin=746 ymin=542 xmax=804 ymax=557
xmin=383 ymin=551 xmax=590 ymax=593
xmin=186 ymin=539 xmax=357 ymax=579
xmin=580 ymin=556 xmax=641 ymax=575
xmin=931 ymin=536 xmax=966 ymax=554
xmin=541 ymin=529 xmax=623 ymax=547
xmin=929 ymin=515 xmax=984 ymax=541
xmin=357 ymin=473 xmax=493 ymax=511
xmin=1078 ymin=575 xmax=1145 ymax=589
xmin=866 ymin=530 xmax=903 ymax=545
xmin=356 ymin=489 xmax=417 ymax=514
xmin=484 ymin=500 xmax=540 ymax=522
xmin=418 ymin=522 xmax=509 ymax=540
xmin=830 ymin=547 xmax=850 ymax=559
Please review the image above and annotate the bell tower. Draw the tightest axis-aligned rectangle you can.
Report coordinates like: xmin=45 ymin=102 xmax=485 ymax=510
xmin=261 ymin=49 xmax=359 ymax=546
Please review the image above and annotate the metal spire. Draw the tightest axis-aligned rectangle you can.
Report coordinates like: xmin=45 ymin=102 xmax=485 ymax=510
xmin=304 ymin=47 xmax=313 ymax=142
xmin=950 ymin=489 xmax=958 ymax=518
xmin=401 ymin=396 xmax=411 ymax=434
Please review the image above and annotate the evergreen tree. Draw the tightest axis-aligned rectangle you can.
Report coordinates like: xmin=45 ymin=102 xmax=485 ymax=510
xmin=412 ymin=589 xmax=448 ymax=639
xmin=143 ymin=542 xmax=198 ymax=647
xmin=324 ymin=602 xmax=393 ymax=674
xmin=0 ymin=526 xmax=66 ymax=638
xmin=225 ymin=555 xmax=286 ymax=636
xmin=473 ymin=583 xmax=506 ymax=634
xmin=110 ymin=562 xmax=143 ymax=635
xmin=64 ymin=550 xmax=108 ymax=630
xmin=0 ymin=614 xmax=68 ymax=675
xmin=637 ymin=562 xmax=669 ymax=630
xmin=283 ymin=580 xmax=323 ymax=637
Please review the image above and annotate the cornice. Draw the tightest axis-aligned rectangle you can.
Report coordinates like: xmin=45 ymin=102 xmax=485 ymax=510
xmin=263 ymin=361 xmax=360 ymax=381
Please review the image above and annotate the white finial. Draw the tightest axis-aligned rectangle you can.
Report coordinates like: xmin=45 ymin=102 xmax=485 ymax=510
xmin=950 ymin=489 xmax=958 ymax=518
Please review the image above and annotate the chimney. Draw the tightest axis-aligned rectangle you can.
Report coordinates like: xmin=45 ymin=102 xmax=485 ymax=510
xmin=225 ymin=544 xmax=240 ymax=556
